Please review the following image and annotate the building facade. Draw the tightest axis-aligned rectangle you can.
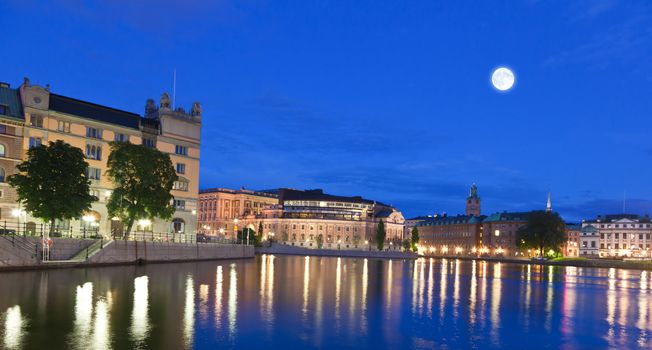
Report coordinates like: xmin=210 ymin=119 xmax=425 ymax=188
xmin=564 ymin=224 xmax=580 ymax=257
xmin=417 ymin=214 xmax=484 ymax=254
xmin=583 ymin=214 xmax=652 ymax=258
xmin=579 ymin=224 xmax=599 ymax=256
xmin=198 ymin=188 xmax=279 ymax=235
xmin=199 ymin=187 xmax=405 ymax=250
xmin=4 ymin=78 xmax=201 ymax=239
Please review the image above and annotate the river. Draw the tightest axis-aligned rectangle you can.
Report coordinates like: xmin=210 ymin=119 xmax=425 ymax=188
xmin=0 ymin=255 xmax=650 ymax=349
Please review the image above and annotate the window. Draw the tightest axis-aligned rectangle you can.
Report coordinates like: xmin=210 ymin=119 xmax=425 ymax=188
xmin=0 ymin=144 xmax=5 ymax=157
xmin=176 ymin=163 xmax=186 ymax=174
xmin=86 ymin=127 xmax=103 ymax=139
xmin=0 ymin=125 xmax=7 ymax=134
xmin=29 ymin=137 xmax=42 ymax=149
xmin=89 ymin=189 xmax=100 ymax=200
xmin=86 ymin=167 xmax=101 ymax=180
xmin=172 ymin=218 xmax=185 ymax=233
xmin=173 ymin=199 xmax=186 ymax=210
xmin=29 ymin=114 xmax=43 ymax=128
xmin=85 ymin=144 xmax=102 ymax=160
xmin=142 ymin=137 xmax=156 ymax=148
xmin=0 ymin=105 xmax=7 ymax=115
xmin=114 ymin=132 xmax=129 ymax=142
xmin=57 ymin=121 xmax=71 ymax=133
xmin=175 ymin=145 xmax=188 ymax=156
xmin=173 ymin=180 xmax=189 ymax=191
xmin=0 ymin=168 xmax=5 ymax=182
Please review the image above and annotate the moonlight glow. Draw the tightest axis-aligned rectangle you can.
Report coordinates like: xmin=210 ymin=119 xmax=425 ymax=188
xmin=491 ymin=67 xmax=515 ymax=91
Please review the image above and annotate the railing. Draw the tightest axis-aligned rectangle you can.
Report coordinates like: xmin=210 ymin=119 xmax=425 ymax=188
xmin=0 ymin=232 xmax=38 ymax=259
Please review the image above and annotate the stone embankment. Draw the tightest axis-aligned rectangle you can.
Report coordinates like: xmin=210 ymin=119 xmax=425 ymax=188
xmin=256 ymin=243 xmax=418 ymax=259
xmin=421 ymin=254 xmax=652 ymax=270
xmin=0 ymin=236 xmax=253 ymax=271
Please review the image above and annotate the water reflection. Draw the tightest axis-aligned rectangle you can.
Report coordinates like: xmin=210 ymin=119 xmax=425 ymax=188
xmin=71 ymin=282 xmax=93 ymax=349
xmin=184 ymin=275 xmax=195 ymax=347
xmin=3 ymin=306 xmax=25 ymax=350
xmin=130 ymin=276 xmax=150 ymax=345
xmin=1 ymin=257 xmax=652 ymax=349
xmin=228 ymin=263 xmax=238 ymax=338
xmin=215 ymin=265 xmax=223 ymax=329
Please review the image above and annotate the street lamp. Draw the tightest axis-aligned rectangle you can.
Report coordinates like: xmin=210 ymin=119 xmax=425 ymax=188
xmin=11 ymin=208 xmax=25 ymax=235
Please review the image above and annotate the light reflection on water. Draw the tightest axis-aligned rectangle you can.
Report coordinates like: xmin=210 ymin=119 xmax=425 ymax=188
xmin=0 ymin=255 xmax=651 ymax=349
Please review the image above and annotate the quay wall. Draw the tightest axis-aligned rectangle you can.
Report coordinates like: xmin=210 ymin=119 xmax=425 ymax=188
xmin=0 ymin=238 xmax=254 ymax=270
xmin=257 ymin=243 xmax=418 ymax=259
xmin=88 ymin=240 xmax=254 ymax=264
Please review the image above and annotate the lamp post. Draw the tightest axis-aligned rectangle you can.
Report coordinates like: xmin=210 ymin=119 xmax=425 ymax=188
xmin=11 ymin=208 xmax=25 ymax=236
xmin=233 ymin=218 xmax=239 ymax=244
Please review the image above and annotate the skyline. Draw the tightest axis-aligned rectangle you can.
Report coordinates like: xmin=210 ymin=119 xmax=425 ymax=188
xmin=2 ymin=1 xmax=652 ymax=221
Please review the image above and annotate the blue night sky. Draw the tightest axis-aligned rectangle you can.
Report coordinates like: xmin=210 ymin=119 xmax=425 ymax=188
xmin=2 ymin=1 xmax=652 ymax=221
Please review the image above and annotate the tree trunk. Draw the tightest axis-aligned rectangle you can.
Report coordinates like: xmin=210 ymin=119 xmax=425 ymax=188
xmin=124 ymin=218 xmax=134 ymax=241
xmin=49 ymin=218 xmax=56 ymax=236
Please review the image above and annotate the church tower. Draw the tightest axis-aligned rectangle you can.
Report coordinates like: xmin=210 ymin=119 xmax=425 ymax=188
xmin=466 ymin=183 xmax=481 ymax=216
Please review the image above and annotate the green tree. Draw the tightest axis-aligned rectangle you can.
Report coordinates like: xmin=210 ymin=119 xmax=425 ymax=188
xmin=516 ymin=210 xmax=566 ymax=257
xmin=106 ymin=142 xmax=177 ymax=239
xmin=376 ymin=220 xmax=386 ymax=251
xmin=402 ymin=239 xmax=411 ymax=251
xmin=238 ymin=228 xmax=255 ymax=244
xmin=257 ymin=221 xmax=264 ymax=245
xmin=316 ymin=234 xmax=323 ymax=249
xmin=411 ymin=226 xmax=420 ymax=252
xmin=8 ymin=141 xmax=96 ymax=235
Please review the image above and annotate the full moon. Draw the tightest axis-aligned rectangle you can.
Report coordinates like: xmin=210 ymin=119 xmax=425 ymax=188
xmin=491 ymin=67 xmax=515 ymax=91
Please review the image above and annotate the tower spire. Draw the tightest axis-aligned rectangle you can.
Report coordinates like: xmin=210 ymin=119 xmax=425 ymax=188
xmin=546 ymin=192 xmax=552 ymax=212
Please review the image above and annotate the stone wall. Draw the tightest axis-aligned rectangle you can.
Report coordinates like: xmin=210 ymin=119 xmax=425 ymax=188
xmin=88 ymin=240 xmax=254 ymax=264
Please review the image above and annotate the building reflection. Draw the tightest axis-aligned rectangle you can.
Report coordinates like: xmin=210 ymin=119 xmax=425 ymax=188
xmin=335 ymin=257 xmax=342 ymax=326
xmin=3 ymin=305 xmax=25 ymax=350
xmin=303 ymin=256 xmax=310 ymax=318
xmin=453 ymin=259 xmax=460 ymax=318
xmin=130 ymin=276 xmax=150 ymax=345
xmin=183 ymin=275 xmax=195 ymax=347
xmin=427 ymin=258 xmax=434 ymax=318
xmin=468 ymin=260 xmax=477 ymax=325
xmin=439 ymin=259 xmax=448 ymax=319
xmin=92 ymin=292 xmax=112 ymax=350
xmin=490 ymin=263 xmax=502 ymax=347
xmin=215 ymin=266 xmax=223 ymax=329
xmin=385 ymin=259 xmax=392 ymax=313
xmin=72 ymin=282 xmax=93 ymax=349
xmin=228 ymin=263 xmax=238 ymax=337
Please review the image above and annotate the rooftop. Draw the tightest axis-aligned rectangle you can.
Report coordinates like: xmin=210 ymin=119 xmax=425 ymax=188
xmin=0 ymin=85 xmax=23 ymax=121
xmin=278 ymin=188 xmax=388 ymax=206
xmin=49 ymin=93 xmax=141 ymax=129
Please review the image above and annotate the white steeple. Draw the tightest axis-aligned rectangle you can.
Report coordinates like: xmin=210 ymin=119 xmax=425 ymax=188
xmin=546 ymin=192 xmax=552 ymax=212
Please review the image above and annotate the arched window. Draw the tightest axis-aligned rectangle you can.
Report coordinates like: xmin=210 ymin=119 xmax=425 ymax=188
xmin=0 ymin=144 xmax=6 ymax=157
xmin=0 ymin=168 xmax=5 ymax=182
xmin=172 ymin=218 xmax=185 ymax=234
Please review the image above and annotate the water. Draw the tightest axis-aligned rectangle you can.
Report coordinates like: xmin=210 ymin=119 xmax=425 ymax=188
xmin=0 ymin=256 xmax=651 ymax=349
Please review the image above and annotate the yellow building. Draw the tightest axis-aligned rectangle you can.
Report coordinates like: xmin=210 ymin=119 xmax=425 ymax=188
xmin=13 ymin=77 xmax=201 ymax=240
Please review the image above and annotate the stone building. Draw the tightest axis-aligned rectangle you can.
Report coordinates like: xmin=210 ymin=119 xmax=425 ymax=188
xmin=199 ymin=187 xmax=405 ymax=250
xmin=259 ymin=189 xmax=405 ymax=250
xmin=197 ymin=188 xmax=279 ymax=236
xmin=583 ymin=214 xmax=652 ymax=258
xmin=6 ymin=77 xmax=201 ymax=239
xmin=563 ymin=224 xmax=581 ymax=257
xmin=417 ymin=214 xmax=484 ymax=254
xmin=579 ymin=224 xmax=599 ymax=257
xmin=0 ymin=82 xmax=25 ymax=218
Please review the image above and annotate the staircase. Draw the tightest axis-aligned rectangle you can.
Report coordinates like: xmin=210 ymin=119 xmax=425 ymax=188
xmin=47 ymin=239 xmax=113 ymax=263
xmin=0 ymin=234 xmax=38 ymax=260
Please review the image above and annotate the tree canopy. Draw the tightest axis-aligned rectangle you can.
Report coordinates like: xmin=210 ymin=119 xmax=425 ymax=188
xmin=516 ymin=210 xmax=566 ymax=257
xmin=8 ymin=140 xmax=96 ymax=234
xmin=106 ymin=142 xmax=177 ymax=239
xmin=376 ymin=220 xmax=386 ymax=251
xmin=411 ymin=226 xmax=420 ymax=252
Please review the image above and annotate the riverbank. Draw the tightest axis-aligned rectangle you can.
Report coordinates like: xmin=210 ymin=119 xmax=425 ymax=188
xmin=0 ymin=237 xmax=254 ymax=271
xmin=420 ymin=254 xmax=652 ymax=270
xmin=256 ymin=243 xmax=418 ymax=259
